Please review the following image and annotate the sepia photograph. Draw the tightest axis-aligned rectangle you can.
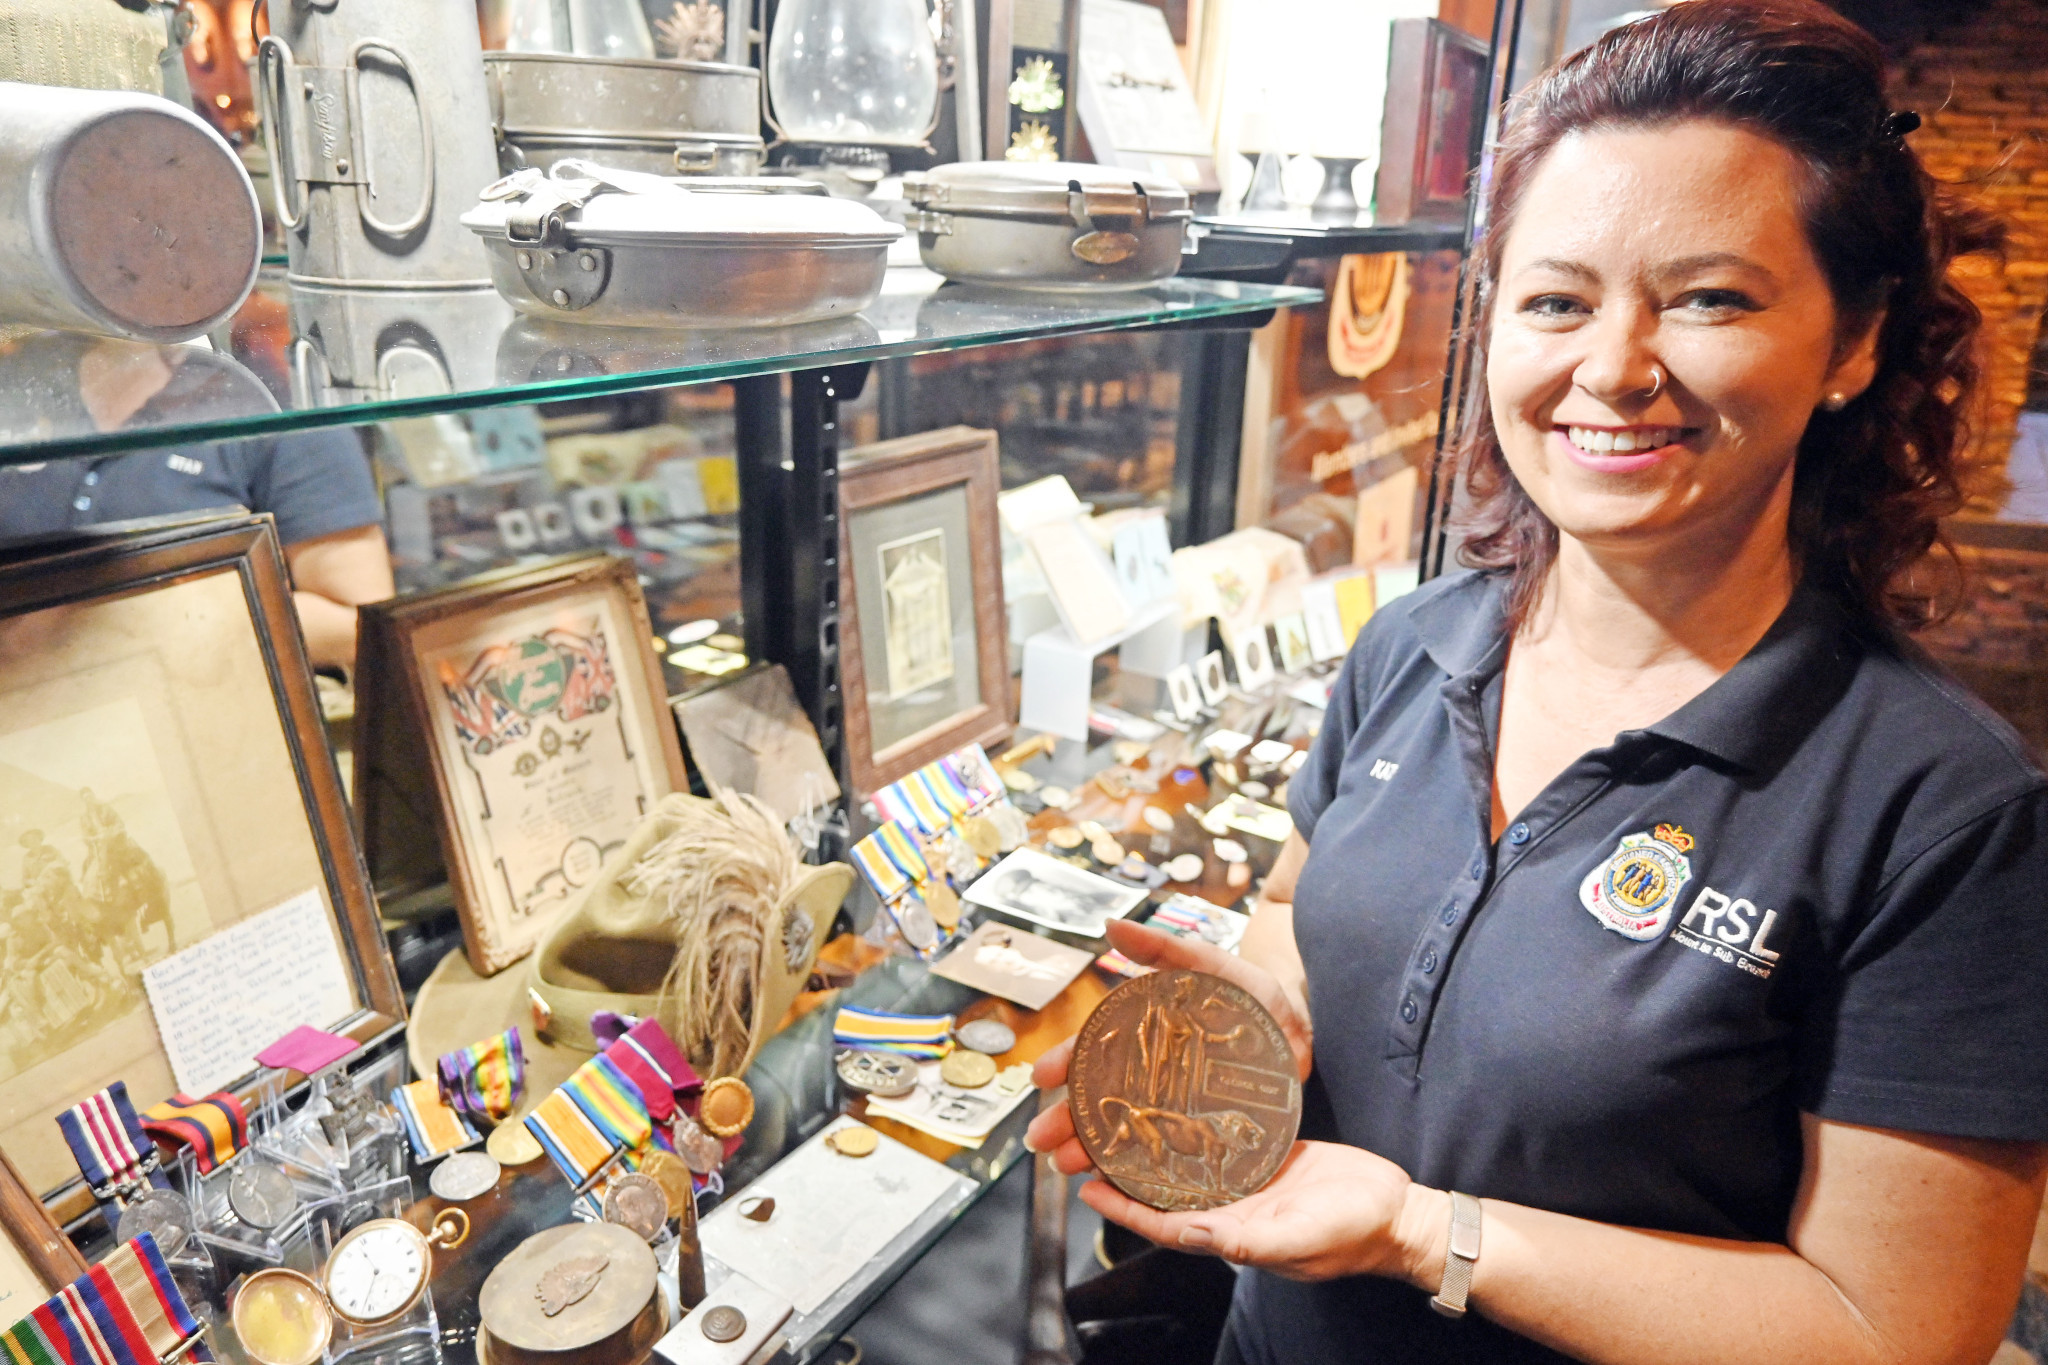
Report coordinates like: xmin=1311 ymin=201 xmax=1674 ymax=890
xmin=963 ymin=847 xmax=1148 ymax=938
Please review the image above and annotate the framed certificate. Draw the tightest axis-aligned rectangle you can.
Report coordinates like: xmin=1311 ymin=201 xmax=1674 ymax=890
xmin=355 ymin=554 xmax=688 ymax=977
xmin=0 ymin=512 xmax=403 ymax=1214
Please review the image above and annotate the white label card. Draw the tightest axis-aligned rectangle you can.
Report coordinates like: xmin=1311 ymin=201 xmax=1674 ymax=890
xmin=142 ymin=889 xmax=355 ymax=1096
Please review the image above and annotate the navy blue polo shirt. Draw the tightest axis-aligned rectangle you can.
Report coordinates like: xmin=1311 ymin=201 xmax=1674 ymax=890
xmin=1233 ymin=569 xmax=2048 ymax=1364
xmin=0 ymin=429 xmax=380 ymax=547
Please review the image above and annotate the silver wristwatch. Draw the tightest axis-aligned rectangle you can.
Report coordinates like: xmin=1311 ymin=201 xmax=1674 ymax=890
xmin=1428 ymin=1191 xmax=1482 ymax=1318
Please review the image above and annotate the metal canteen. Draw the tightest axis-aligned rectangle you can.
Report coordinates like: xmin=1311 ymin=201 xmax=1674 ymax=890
xmin=485 ymin=53 xmax=763 ymax=179
xmin=287 ymin=282 xmax=512 ymax=406
xmin=901 ymin=161 xmax=1192 ymax=292
xmin=0 ymin=82 xmax=260 ymax=342
xmin=255 ymin=0 xmax=499 ymax=289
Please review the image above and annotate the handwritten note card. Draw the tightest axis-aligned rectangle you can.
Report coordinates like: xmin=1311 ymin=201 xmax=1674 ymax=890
xmin=143 ymin=889 xmax=355 ymax=1096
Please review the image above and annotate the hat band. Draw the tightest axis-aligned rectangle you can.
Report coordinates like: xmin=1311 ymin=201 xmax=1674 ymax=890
xmin=526 ymin=973 xmax=663 ymax=1055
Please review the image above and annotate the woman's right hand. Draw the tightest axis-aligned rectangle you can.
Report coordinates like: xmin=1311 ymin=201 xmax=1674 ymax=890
xmin=1023 ymin=916 xmax=1314 ymax=1177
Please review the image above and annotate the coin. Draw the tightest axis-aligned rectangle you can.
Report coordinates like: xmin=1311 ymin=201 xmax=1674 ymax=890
xmin=1117 ymin=853 xmax=1150 ymax=880
xmin=1077 ymin=820 xmax=1109 ymax=842
xmin=960 ymin=814 xmax=1002 ymax=859
xmin=698 ymin=1077 xmax=754 ymax=1137
xmin=673 ymin=1113 xmax=726 ymax=1174
xmin=1239 ymin=780 xmax=1272 ymax=800
xmin=895 ymin=894 xmax=939 ymax=950
xmin=428 ymin=1151 xmax=502 ymax=1203
xmin=117 ymin=1188 xmax=193 ymax=1259
xmin=602 ymin=1172 xmax=669 ymax=1241
xmin=1091 ymin=839 xmax=1126 ymax=865
xmin=1001 ymin=767 xmax=1039 ymax=793
xmin=486 ymin=1121 xmax=545 ymax=1167
xmin=926 ymin=878 xmax=962 ymax=930
xmin=1047 ymin=826 xmax=1084 ymax=850
xmin=641 ymin=1150 xmax=696 ymax=1221
xmin=955 ymin=1018 xmax=1016 ymax=1055
xmin=837 ymin=1048 xmax=919 ymax=1097
xmin=227 ymin=1160 xmax=298 ymax=1231
xmin=1164 ymin=853 xmax=1204 ymax=882
xmin=940 ymin=1049 xmax=997 ymax=1089
xmin=1040 ymin=786 xmax=1073 ymax=809
xmin=1067 ymin=968 xmax=1301 ymax=1212
xmin=701 ymin=1305 xmax=747 ymax=1343
xmin=1213 ymin=838 xmax=1248 ymax=864
xmin=1142 ymin=807 xmax=1175 ymax=833
xmin=826 ymin=1124 xmax=879 ymax=1158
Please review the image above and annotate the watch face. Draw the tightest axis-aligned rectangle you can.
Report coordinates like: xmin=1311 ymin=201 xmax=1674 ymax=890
xmin=324 ymin=1222 xmax=428 ymax=1325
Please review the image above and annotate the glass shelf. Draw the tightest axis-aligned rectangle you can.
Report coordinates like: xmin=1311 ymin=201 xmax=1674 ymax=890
xmin=0 ymin=268 xmax=1320 ymax=467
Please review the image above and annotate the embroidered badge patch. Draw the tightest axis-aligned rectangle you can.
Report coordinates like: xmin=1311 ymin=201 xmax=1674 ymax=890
xmin=1579 ymin=822 xmax=1695 ymax=941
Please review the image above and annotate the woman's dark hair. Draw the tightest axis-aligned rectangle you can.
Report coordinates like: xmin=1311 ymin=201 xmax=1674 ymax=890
xmin=1454 ymin=0 xmax=2003 ymax=628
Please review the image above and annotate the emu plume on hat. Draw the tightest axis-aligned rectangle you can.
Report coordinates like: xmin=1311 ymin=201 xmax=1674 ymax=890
xmin=409 ymin=791 xmax=852 ymax=1110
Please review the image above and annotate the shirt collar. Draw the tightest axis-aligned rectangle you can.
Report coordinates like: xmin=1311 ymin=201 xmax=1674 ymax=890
xmin=1408 ymin=569 xmax=1863 ymax=774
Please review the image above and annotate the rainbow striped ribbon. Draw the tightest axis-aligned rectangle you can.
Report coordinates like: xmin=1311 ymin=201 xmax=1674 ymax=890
xmin=1 ymin=1234 xmax=201 ymax=1365
xmin=524 ymin=1086 xmax=634 ymax=1189
xmin=561 ymin=1054 xmax=658 ymax=1156
xmin=942 ymin=747 xmax=1004 ymax=809
xmin=57 ymin=1085 xmax=160 ymax=1198
xmin=139 ymin=1094 xmax=246 ymax=1176
xmin=850 ymin=820 xmax=928 ymax=902
xmin=832 ymin=1006 xmax=955 ymax=1059
xmin=389 ymin=1079 xmax=478 ymax=1162
xmin=437 ymin=1029 xmax=526 ymax=1124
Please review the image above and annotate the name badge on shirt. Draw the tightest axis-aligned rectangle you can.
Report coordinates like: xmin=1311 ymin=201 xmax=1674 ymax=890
xmin=1580 ymin=822 xmax=1695 ymax=941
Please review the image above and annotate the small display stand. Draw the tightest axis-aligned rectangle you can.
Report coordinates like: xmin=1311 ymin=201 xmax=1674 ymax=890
xmin=1017 ymin=601 xmax=1190 ymax=742
xmin=315 ymin=1176 xmax=441 ymax=1365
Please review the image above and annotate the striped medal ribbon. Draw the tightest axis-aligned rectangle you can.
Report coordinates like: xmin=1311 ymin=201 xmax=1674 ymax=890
xmin=436 ymin=1028 xmax=526 ymax=1124
xmin=1 ymin=1234 xmax=203 ymax=1365
xmin=138 ymin=1094 xmax=246 ymax=1177
xmin=389 ymin=1079 xmax=479 ymax=1162
xmin=56 ymin=1085 xmax=161 ymax=1199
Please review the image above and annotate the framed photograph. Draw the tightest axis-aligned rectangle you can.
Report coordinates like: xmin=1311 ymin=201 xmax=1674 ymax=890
xmin=0 ymin=513 xmax=404 ymax=1213
xmin=1373 ymin=19 xmax=1489 ymax=225
xmin=840 ymin=427 xmax=1011 ymax=799
xmin=355 ymin=554 xmax=688 ymax=976
xmin=963 ymin=848 xmax=1147 ymax=939
xmin=673 ymin=663 xmax=839 ymax=823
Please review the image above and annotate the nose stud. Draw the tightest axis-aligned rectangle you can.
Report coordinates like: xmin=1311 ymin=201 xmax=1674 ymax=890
xmin=1643 ymin=365 xmax=1664 ymax=400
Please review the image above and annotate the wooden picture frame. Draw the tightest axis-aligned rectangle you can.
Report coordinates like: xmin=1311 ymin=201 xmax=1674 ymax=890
xmin=355 ymin=553 xmax=688 ymax=977
xmin=0 ymin=512 xmax=404 ymax=1222
xmin=840 ymin=427 xmax=1011 ymax=799
xmin=0 ymin=1143 xmax=84 ymax=1324
xmin=1373 ymin=19 xmax=1489 ymax=225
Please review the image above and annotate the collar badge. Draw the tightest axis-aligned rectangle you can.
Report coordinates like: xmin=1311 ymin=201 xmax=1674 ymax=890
xmin=1580 ymin=823 xmax=1695 ymax=941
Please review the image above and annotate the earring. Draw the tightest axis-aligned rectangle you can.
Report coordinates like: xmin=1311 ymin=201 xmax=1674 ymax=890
xmin=1822 ymin=392 xmax=1850 ymax=412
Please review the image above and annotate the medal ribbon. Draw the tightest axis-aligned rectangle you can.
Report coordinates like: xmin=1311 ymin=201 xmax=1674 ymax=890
xmin=919 ymin=762 xmax=975 ymax=821
xmin=2 ymin=1235 xmax=202 ymax=1365
xmin=436 ymin=1028 xmax=526 ymax=1124
xmin=938 ymin=752 xmax=999 ymax=813
xmin=851 ymin=821 xmax=930 ymax=902
xmin=389 ymin=1080 xmax=478 ymax=1163
xmin=57 ymin=1085 xmax=161 ymax=1198
xmin=832 ymin=1006 xmax=955 ymax=1059
xmin=561 ymin=1053 xmax=660 ymax=1156
xmin=600 ymin=1019 xmax=699 ymax=1124
xmin=138 ymin=1094 xmax=247 ymax=1176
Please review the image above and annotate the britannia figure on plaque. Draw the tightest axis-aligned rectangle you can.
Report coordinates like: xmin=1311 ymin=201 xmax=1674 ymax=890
xmin=879 ymin=530 xmax=955 ymax=699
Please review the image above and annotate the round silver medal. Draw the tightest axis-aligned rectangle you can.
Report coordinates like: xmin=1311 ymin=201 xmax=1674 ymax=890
xmin=117 ymin=1188 xmax=193 ymax=1259
xmin=1163 ymin=853 xmax=1205 ymax=881
xmin=954 ymin=1019 xmax=1016 ymax=1056
xmin=836 ymin=1049 xmax=919 ymax=1098
xmin=428 ymin=1150 xmax=502 ymax=1203
xmin=895 ymin=895 xmax=938 ymax=950
xmin=226 ymin=1160 xmax=298 ymax=1231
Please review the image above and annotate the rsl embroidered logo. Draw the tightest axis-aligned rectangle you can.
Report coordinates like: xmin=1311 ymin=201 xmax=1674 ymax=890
xmin=1579 ymin=822 xmax=1695 ymax=941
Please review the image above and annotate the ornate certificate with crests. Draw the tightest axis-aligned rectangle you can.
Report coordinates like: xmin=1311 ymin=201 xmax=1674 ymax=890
xmin=412 ymin=595 xmax=667 ymax=973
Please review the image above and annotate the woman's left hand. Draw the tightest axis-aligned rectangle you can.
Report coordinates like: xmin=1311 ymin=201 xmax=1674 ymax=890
xmin=1078 ymin=1140 xmax=1436 ymax=1284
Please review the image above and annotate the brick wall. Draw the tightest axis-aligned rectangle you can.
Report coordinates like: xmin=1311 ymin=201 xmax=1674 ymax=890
xmin=1888 ymin=0 xmax=2048 ymax=503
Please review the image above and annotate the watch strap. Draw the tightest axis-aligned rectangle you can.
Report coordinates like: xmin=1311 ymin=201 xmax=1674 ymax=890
xmin=1428 ymin=1191 xmax=1482 ymax=1319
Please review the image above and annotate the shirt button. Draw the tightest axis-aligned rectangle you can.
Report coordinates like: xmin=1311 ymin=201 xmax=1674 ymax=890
xmin=1440 ymin=904 xmax=1457 ymax=925
xmin=82 ymin=471 xmax=99 ymax=486
xmin=1469 ymin=855 xmax=1485 ymax=879
xmin=72 ymin=496 xmax=91 ymax=512
xmin=1420 ymin=948 xmax=1438 ymax=974
xmin=1508 ymin=822 xmax=1531 ymax=845
xmin=1400 ymin=996 xmax=1418 ymax=1023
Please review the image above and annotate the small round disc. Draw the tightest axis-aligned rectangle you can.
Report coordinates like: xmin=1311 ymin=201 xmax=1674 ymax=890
xmin=668 ymin=619 xmax=718 ymax=645
xmin=895 ymin=894 xmax=939 ymax=950
xmin=1239 ymin=780 xmax=1272 ymax=800
xmin=955 ymin=1018 xmax=1016 ymax=1055
xmin=1164 ymin=853 xmax=1205 ymax=882
xmin=1068 ymin=969 xmax=1301 ymax=1212
xmin=1091 ymin=839 xmax=1126 ymax=865
xmin=1142 ymin=807 xmax=1175 ymax=833
xmin=925 ymin=879 xmax=962 ymax=931
xmin=1118 ymin=853 xmax=1150 ymax=880
xmin=1227 ymin=862 xmax=1253 ymax=889
xmin=486 ymin=1121 xmax=546 ymax=1167
xmin=227 ymin=1160 xmax=298 ymax=1231
xmin=673 ymin=1113 xmax=727 ymax=1174
xmin=1077 ymin=820 xmax=1109 ymax=842
xmin=641 ymin=1150 xmax=696 ymax=1221
xmin=1001 ymin=767 xmax=1039 ymax=793
xmin=1213 ymin=838 xmax=1249 ymax=864
xmin=1040 ymin=786 xmax=1073 ymax=809
xmin=940 ymin=1050 xmax=997 ymax=1089
xmin=232 ymin=1267 xmax=332 ymax=1365
xmin=698 ymin=1077 xmax=755 ymax=1137
xmin=428 ymin=1150 xmax=502 ymax=1203
xmin=602 ymin=1172 xmax=669 ymax=1242
xmin=961 ymin=815 xmax=1002 ymax=859
xmin=1047 ymin=827 xmax=1084 ymax=850
xmin=701 ymin=1305 xmax=747 ymax=1343
xmin=117 ymin=1188 xmax=194 ymax=1259
xmin=837 ymin=1049 xmax=918 ymax=1097
xmin=826 ymin=1125 xmax=879 ymax=1158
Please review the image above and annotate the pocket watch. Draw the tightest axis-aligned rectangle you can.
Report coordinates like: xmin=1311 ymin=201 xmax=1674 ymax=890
xmin=323 ymin=1208 xmax=469 ymax=1328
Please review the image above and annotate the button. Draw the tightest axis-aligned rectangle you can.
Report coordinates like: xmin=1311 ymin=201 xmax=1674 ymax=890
xmin=82 ymin=471 xmax=99 ymax=486
xmin=1420 ymin=948 xmax=1438 ymax=974
xmin=1400 ymin=997 xmax=1418 ymax=1023
xmin=1507 ymin=822 xmax=1531 ymax=845
xmin=1440 ymin=904 xmax=1457 ymax=925
xmin=72 ymin=496 xmax=91 ymax=512
xmin=1469 ymin=855 xmax=1485 ymax=879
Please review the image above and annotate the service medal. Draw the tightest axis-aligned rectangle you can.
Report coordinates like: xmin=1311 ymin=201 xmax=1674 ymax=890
xmin=1579 ymin=822 xmax=1695 ymax=941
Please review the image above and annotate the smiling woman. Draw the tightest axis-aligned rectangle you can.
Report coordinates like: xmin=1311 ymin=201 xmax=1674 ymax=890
xmin=1023 ymin=4 xmax=2048 ymax=1365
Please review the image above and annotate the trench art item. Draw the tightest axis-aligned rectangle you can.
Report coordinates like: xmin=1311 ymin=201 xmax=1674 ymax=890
xmin=836 ymin=1050 xmax=918 ymax=1098
xmin=479 ymin=1223 xmax=663 ymax=1365
xmin=1068 ymin=969 xmax=1300 ymax=1212
xmin=233 ymin=1268 xmax=332 ymax=1365
xmin=227 ymin=1159 xmax=299 ymax=1231
xmin=325 ymin=1210 xmax=469 ymax=1328
xmin=603 ymin=1173 xmax=670 ymax=1242
xmin=489 ymin=1121 xmax=548 ymax=1167
xmin=825 ymin=1125 xmax=879 ymax=1158
xmin=737 ymin=1196 xmax=774 ymax=1222
xmin=697 ymin=1078 xmax=754 ymax=1138
xmin=431 ymin=1151 xmax=504 ymax=1203
xmin=954 ymin=1019 xmax=1016 ymax=1056
xmin=939 ymin=1050 xmax=997 ymax=1089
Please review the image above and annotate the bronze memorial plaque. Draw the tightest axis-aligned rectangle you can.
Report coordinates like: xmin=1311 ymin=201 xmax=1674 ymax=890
xmin=1068 ymin=969 xmax=1300 ymax=1211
